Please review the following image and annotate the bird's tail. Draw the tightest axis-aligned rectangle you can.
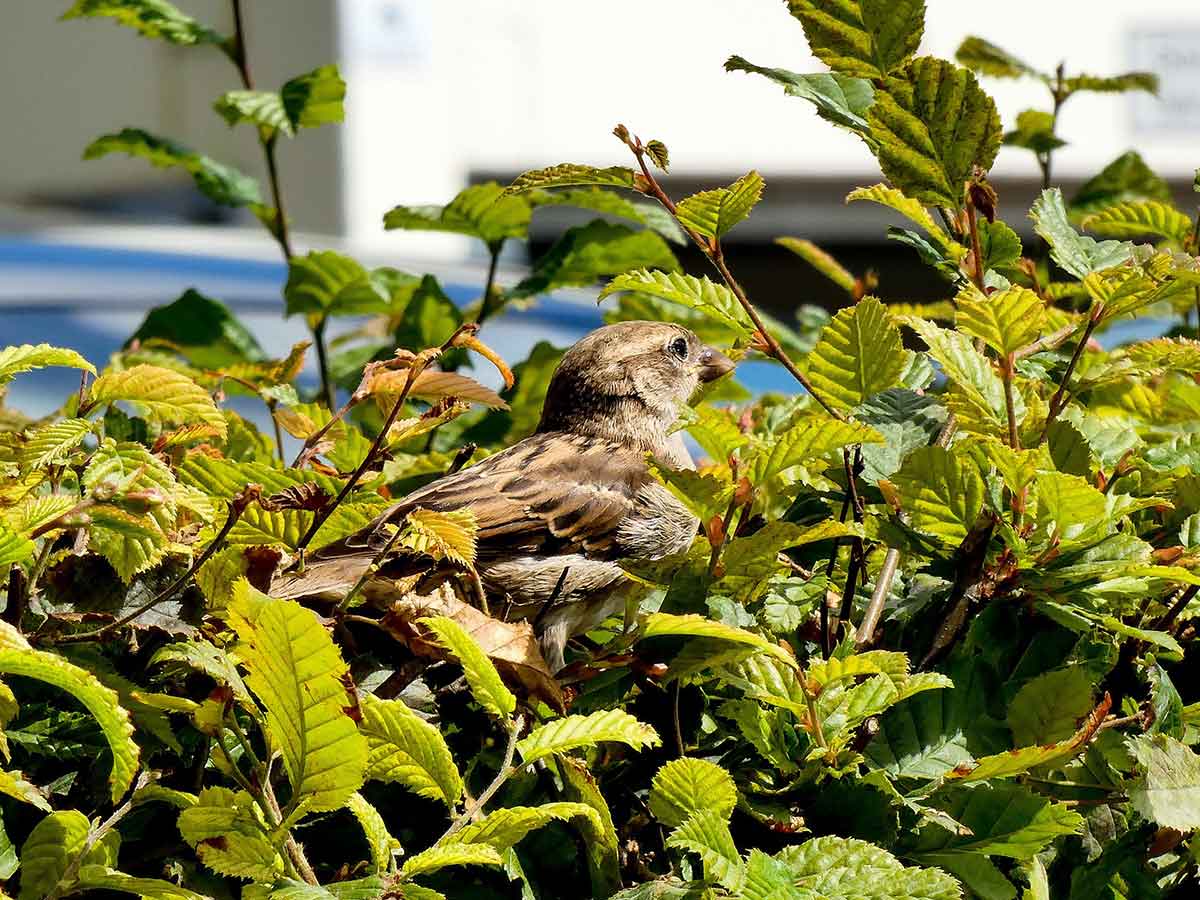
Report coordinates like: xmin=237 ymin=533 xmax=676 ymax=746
xmin=269 ymin=552 xmax=374 ymax=601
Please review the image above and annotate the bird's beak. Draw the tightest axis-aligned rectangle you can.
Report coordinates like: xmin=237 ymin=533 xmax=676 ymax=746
xmin=697 ymin=345 xmax=735 ymax=383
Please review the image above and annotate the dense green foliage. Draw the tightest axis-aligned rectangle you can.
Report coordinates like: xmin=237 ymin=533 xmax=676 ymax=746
xmin=1 ymin=1 xmax=1199 ymax=897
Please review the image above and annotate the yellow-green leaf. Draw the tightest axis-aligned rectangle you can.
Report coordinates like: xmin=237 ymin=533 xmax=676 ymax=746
xmin=400 ymin=843 xmax=503 ymax=879
xmin=649 ymin=758 xmax=738 ymax=828
xmin=88 ymin=365 xmax=226 ymax=437
xmin=420 ymin=616 xmax=516 ymax=719
xmin=516 ymin=709 xmax=660 ymax=765
xmin=675 ymin=171 xmax=764 ymax=239
xmin=1081 ymin=200 xmax=1194 ymax=243
xmin=360 ymin=692 xmax=462 ymax=810
xmin=890 ymin=446 xmax=985 ymax=544
xmin=805 ymin=296 xmax=907 ymax=410
xmin=17 ymin=810 xmax=90 ymax=900
xmin=177 ymin=786 xmax=283 ymax=881
xmin=0 ymin=344 xmax=94 ymax=386
xmin=955 ymin=285 xmax=1046 ymax=356
xmin=399 ymin=508 xmax=477 ymax=568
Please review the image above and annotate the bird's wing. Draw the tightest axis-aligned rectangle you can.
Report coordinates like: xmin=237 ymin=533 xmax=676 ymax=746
xmin=386 ymin=431 xmax=650 ymax=559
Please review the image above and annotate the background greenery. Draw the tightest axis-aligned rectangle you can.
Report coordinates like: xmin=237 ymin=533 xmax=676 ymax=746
xmin=0 ymin=1 xmax=1198 ymax=898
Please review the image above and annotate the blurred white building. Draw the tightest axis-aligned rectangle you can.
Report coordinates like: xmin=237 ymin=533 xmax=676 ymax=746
xmin=4 ymin=1 xmax=1199 ymax=255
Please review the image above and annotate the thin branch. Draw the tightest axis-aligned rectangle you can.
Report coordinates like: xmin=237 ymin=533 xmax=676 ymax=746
xmin=1002 ymin=353 xmax=1021 ymax=450
xmin=624 ymin=137 xmax=844 ymax=420
xmin=438 ymin=713 xmax=525 ymax=843
xmin=856 ymin=547 xmax=900 ymax=649
xmin=1039 ymin=305 xmax=1102 ymax=444
xmin=474 ymin=241 xmax=505 ymax=325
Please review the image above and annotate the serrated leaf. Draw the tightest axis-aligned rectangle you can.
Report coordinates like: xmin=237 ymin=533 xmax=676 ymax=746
xmin=0 ymin=769 xmax=50 ymax=811
xmin=867 ymin=57 xmax=1001 ymax=208
xmin=675 ymin=171 xmax=764 ymax=239
xmin=530 ymin=188 xmax=685 ymax=243
xmin=84 ymin=129 xmax=261 ymax=207
xmin=745 ymin=415 xmax=884 ymax=490
xmin=229 ymin=592 xmax=368 ymax=812
xmin=891 ymin=446 xmax=985 ymax=544
xmin=397 ymin=508 xmax=477 ymax=568
xmin=503 ymin=163 xmax=639 ymax=196
xmin=805 ymin=295 xmax=907 ymax=410
xmin=786 ymin=0 xmax=925 ymax=79
xmin=1008 ymin=667 xmax=1095 ymax=746
xmin=641 ymin=613 xmax=795 ymax=668
xmin=420 ymin=615 xmax=516 ymax=718
xmin=0 ymin=622 xmax=138 ymax=803
xmin=1030 ymin=188 xmax=1132 ymax=278
xmin=0 ymin=344 xmax=94 ymax=386
xmin=242 ymin=876 xmax=389 ymax=900
xmin=360 ymin=692 xmax=462 ymax=810
xmin=214 ymin=90 xmax=290 ymax=135
xmin=912 ymin=782 xmax=1083 ymax=861
xmin=649 ymin=757 xmax=737 ymax=828
xmin=1063 ymin=72 xmax=1158 ymax=96
xmin=725 ymin=55 xmax=873 ymax=134
xmin=905 ymin=317 xmax=1008 ymax=434
xmin=385 ymin=182 xmax=532 ymax=245
xmin=0 ymin=525 xmax=35 ymax=569
xmin=845 ymin=185 xmax=960 ymax=258
xmin=449 ymin=802 xmax=600 ymax=852
xmin=88 ymin=364 xmax=226 ymax=436
xmin=17 ymin=809 xmax=90 ymax=900
xmin=346 ymin=792 xmax=401 ymax=875
xmin=282 ymin=251 xmax=400 ymax=318
xmin=1128 ymin=734 xmax=1200 ymax=831
xmin=719 ymin=520 xmax=862 ymax=601
xmin=510 ymin=220 xmax=678 ymax=299
xmin=151 ymin=639 xmax=253 ymax=708
xmin=955 ymin=286 xmax=1046 ymax=356
xmin=75 ymin=866 xmax=212 ymax=900
xmin=665 ymin=809 xmax=744 ymax=892
xmin=281 ymin=64 xmax=345 ymax=130
xmin=1071 ymin=151 xmax=1172 ymax=216
xmin=62 ymin=0 xmax=224 ymax=45
xmin=400 ymin=843 xmax=503 ymax=878
xmin=19 ymin=419 xmax=92 ymax=471
xmin=955 ymin=36 xmax=1041 ymax=79
xmin=598 ymin=268 xmax=752 ymax=337
xmin=560 ymin=757 xmax=621 ymax=897
xmin=177 ymin=786 xmax=284 ymax=881
xmin=516 ymin=709 xmax=660 ymax=765
xmin=777 ymin=835 xmax=962 ymax=900
xmin=775 ymin=237 xmax=858 ymax=293
xmin=1081 ymin=200 xmax=1193 ymax=243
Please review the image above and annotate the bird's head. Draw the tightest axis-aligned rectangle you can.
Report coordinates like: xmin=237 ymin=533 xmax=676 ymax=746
xmin=536 ymin=321 xmax=735 ymax=454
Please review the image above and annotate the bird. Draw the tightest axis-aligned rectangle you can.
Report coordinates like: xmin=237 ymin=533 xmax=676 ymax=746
xmin=271 ymin=321 xmax=735 ymax=671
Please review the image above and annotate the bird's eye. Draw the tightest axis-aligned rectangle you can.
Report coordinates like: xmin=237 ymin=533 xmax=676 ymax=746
xmin=668 ymin=336 xmax=689 ymax=359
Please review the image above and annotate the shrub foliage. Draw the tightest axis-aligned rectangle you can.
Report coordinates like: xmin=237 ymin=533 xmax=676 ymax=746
xmin=1 ymin=1 xmax=1198 ymax=897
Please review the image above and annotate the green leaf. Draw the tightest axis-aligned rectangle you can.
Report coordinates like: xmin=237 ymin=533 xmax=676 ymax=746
xmin=510 ymin=221 xmax=678 ymax=299
xmin=1030 ymin=188 xmax=1132 ymax=278
xmin=84 ymin=129 xmax=261 ymax=207
xmin=243 ymin=877 xmax=389 ymax=900
xmin=504 ymin=163 xmax=640 ymax=196
xmin=229 ymin=592 xmax=368 ymax=812
xmin=0 ymin=525 xmax=36 ymax=569
xmin=62 ymin=0 xmax=225 ymax=46
xmin=665 ymin=809 xmax=745 ymax=892
xmin=855 ymin=389 xmax=949 ymax=483
xmin=777 ymin=836 xmax=962 ymax=900
xmin=559 ymin=757 xmax=621 ymax=898
xmin=420 ymin=615 xmax=516 ymax=718
xmin=891 ymin=446 xmax=985 ymax=544
xmin=0 ymin=343 xmax=94 ymax=386
xmin=866 ymin=686 xmax=974 ymax=779
xmin=745 ymin=414 xmax=883 ymax=495
xmin=845 ymin=184 xmax=961 ymax=258
xmin=88 ymin=364 xmax=226 ymax=436
xmin=516 ymin=709 xmax=660 ymax=765
xmin=214 ymin=90 xmax=290 ymax=136
xmin=955 ymin=36 xmax=1041 ymax=79
xmin=674 ymin=171 xmax=764 ymax=240
xmin=1081 ymin=200 xmax=1193 ymax=243
xmin=17 ymin=809 xmax=90 ymax=900
xmin=0 ymin=622 xmax=138 ymax=804
xmin=977 ymin=220 xmax=1024 ymax=275
xmin=649 ymin=758 xmax=737 ymax=828
xmin=867 ymin=57 xmax=1002 ymax=208
xmin=1063 ymin=72 xmax=1158 ymax=96
xmin=641 ymin=613 xmax=796 ymax=668
xmin=385 ymin=182 xmax=532 ymax=245
xmin=346 ymin=792 xmax=401 ymax=875
xmin=1007 ymin=667 xmax=1095 ymax=746
xmin=1128 ymin=734 xmax=1200 ymax=831
xmin=128 ymin=289 xmax=266 ymax=369
xmin=786 ymin=0 xmax=926 ymax=79
xmin=152 ymin=639 xmax=253 ymax=708
xmin=912 ymin=782 xmax=1083 ymax=860
xmin=955 ymin=286 xmax=1046 ymax=356
xmin=177 ymin=786 xmax=284 ymax=881
xmin=531 ymin=187 xmax=685 ymax=243
xmin=400 ymin=843 xmax=503 ymax=878
xmin=75 ymin=866 xmax=212 ymax=900
xmin=448 ymin=802 xmax=601 ymax=852
xmin=283 ymin=251 xmax=401 ymax=318
xmin=948 ymin=699 xmax=1106 ymax=782
xmin=775 ymin=237 xmax=858 ymax=293
xmin=805 ymin=295 xmax=908 ymax=410
xmin=1003 ymin=110 xmax=1066 ymax=153
xmin=904 ymin=317 xmax=1008 ymax=434
xmin=725 ymin=56 xmax=873 ymax=134
xmin=281 ymin=64 xmax=346 ymax=130
xmin=598 ymin=268 xmax=752 ymax=337
xmin=1070 ymin=151 xmax=1172 ymax=216
xmin=359 ymin=692 xmax=462 ymax=810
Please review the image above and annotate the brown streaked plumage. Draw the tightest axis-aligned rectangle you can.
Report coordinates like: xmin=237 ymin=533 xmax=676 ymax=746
xmin=271 ymin=321 xmax=735 ymax=670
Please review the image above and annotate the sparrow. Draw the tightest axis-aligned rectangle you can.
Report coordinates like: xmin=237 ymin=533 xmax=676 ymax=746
xmin=271 ymin=321 xmax=735 ymax=670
